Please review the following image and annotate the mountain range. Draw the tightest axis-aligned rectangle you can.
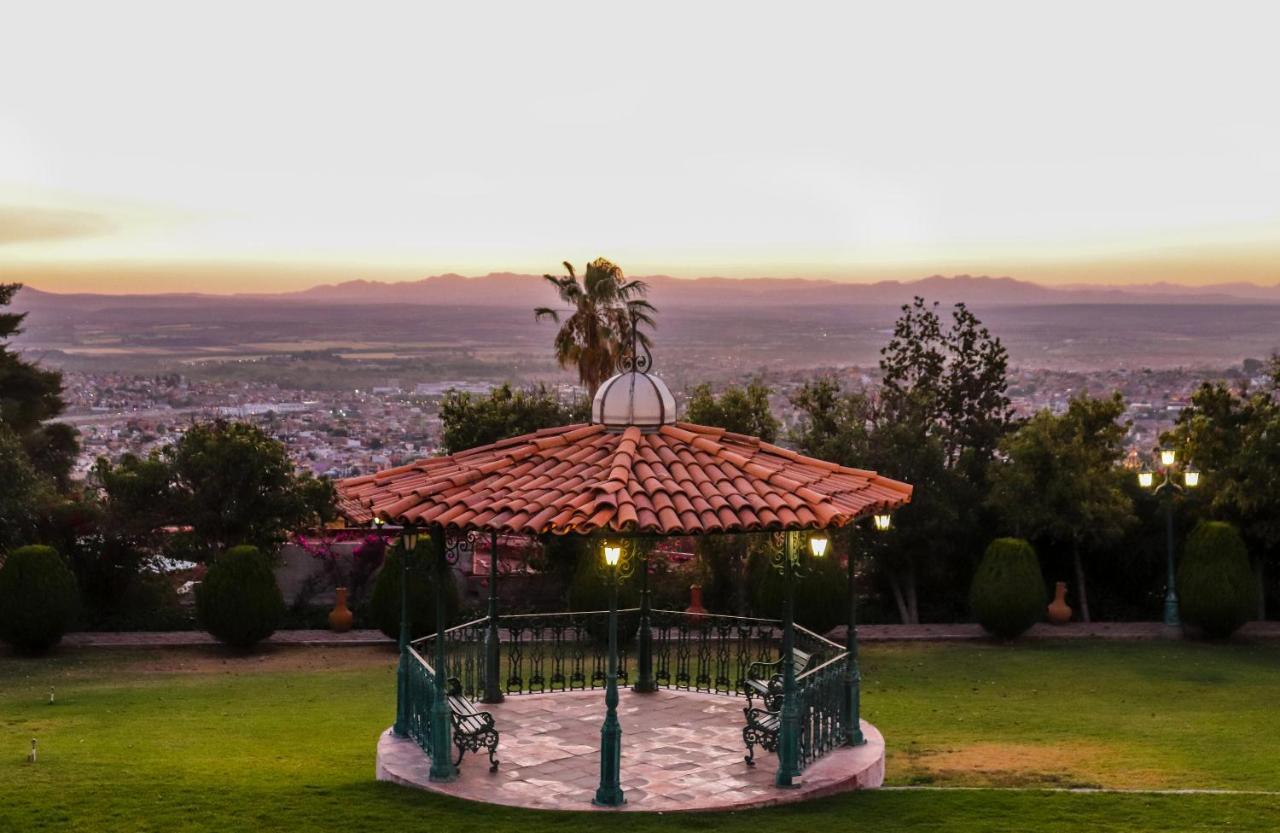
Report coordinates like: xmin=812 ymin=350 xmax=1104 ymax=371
xmin=14 ymin=273 xmax=1280 ymax=311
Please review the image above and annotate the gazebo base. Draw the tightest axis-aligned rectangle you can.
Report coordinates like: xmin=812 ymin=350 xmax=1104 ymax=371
xmin=375 ymin=689 xmax=884 ymax=812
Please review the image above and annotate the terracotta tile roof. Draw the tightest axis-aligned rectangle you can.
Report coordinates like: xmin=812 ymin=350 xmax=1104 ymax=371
xmin=336 ymin=493 xmax=374 ymax=525
xmin=336 ymin=422 xmax=912 ymax=536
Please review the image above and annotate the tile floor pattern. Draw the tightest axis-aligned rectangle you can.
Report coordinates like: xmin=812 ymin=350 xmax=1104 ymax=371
xmin=376 ymin=688 xmax=885 ymax=812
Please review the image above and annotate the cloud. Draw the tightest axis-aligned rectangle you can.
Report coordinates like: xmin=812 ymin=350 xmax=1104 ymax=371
xmin=0 ymin=205 xmax=115 ymax=245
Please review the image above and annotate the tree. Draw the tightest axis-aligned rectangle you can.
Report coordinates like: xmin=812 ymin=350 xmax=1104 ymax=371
xmin=166 ymin=421 xmax=334 ymax=558
xmin=92 ymin=420 xmax=335 ymax=560
xmin=438 ymin=383 xmax=590 ymax=454
xmin=534 ymin=258 xmax=656 ymax=395
xmin=880 ymin=298 xmax=1014 ymax=484
xmin=987 ymin=393 xmax=1134 ymax=622
xmin=1167 ymin=378 xmax=1280 ymax=618
xmin=684 ymin=379 xmax=780 ymax=441
xmin=788 ymin=300 xmax=1013 ymax=624
xmin=0 ymin=283 xmax=79 ymax=486
xmin=789 ymin=376 xmax=960 ymax=624
xmin=0 ymin=423 xmax=52 ymax=552
xmin=789 ymin=378 xmax=874 ymax=465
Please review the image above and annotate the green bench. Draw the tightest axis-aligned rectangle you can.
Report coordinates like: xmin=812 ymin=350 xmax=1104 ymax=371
xmin=445 ymin=677 xmax=500 ymax=772
xmin=742 ymin=648 xmax=813 ymax=766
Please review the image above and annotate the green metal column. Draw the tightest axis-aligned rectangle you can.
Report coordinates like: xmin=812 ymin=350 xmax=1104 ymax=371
xmin=428 ymin=531 xmax=458 ymax=782
xmin=844 ymin=535 xmax=865 ymax=746
xmin=483 ymin=530 xmax=504 ymax=703
xmin=393 ymin=536 xmax=411 ymax=738
xmin=594 ymin=571 xmax=625 ymax=806
xmin=634 ymin=547 xmax=655 ymax=693
xmin=1162 ymin=493 xmax=1181 ymax=628
xmin=776 ymin=534 xmax=800 ymax=787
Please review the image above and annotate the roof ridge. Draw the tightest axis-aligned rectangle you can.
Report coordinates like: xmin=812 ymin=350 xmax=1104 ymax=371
xmin=590 ymin=425 xmax=641 ymax=528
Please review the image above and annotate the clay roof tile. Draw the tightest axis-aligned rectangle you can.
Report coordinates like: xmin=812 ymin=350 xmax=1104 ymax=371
xmin=337 ymin=421 xmax=911 ymax=535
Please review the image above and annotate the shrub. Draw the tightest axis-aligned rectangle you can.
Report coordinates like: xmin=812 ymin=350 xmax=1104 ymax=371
xmin=747 ymin=544 xmax=848 ymax=635
xmin=0 ymin=545 xmax=80 ymax=653
xmin=970 ymin=538 xmax=1045 ymax=639
xmin=1179 ymin=521 xmax=1257 ymax=639
xmin=368 ymin=542 xmax=461 ymax=641
xmin=196 ymin=545 xmax=284 ymax=647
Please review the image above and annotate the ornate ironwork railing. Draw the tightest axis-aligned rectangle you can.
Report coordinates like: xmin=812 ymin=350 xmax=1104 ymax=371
xmin=795 ymin=652 xmax=851 ymax=768
xmin=409 ymin=609 xmax=853 ymax=773
xmin=413 ymin=616 xmax=489 ymax=701
xmin=793 ymin=622 xmax=842 ymax=658
xmin=501 ymin=610 xmax=634 ymax=694
xmin=649 ymin=609 xmax=784 ymax=694
xmin=402 ymin=645 xmax=439 ymax=759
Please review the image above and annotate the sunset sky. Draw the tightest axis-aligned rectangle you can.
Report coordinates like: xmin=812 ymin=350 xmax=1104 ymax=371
xmin=2 ymin=1 xmax=1279 ymax=294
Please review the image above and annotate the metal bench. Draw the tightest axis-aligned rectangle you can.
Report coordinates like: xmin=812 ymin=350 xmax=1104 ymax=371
xmin=741 ymin=648 xmax=813 ymax=766
xmin=743 ymin=648 xmax=813 ymax=711
xmin=445 ymin=677 xmax=500 ymax=772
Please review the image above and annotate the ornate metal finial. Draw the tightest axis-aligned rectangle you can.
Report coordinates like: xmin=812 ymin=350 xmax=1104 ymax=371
xmin=619 ymin=311 xmax=652 ymax=374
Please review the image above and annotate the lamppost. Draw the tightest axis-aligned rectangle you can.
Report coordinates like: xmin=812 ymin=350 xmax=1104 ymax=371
xmin=393 ymin=522 xmax=417 ymax=738
xmin=482 ymin=530 xmax=504 ymax=704
xmin=594 ymin=537 xmax=635 ymax=807
xmin=845 ymin=512 xmax=892 ymax=747
xmin=1138 ymin=448 xmax=1200 ymax=630
xmin=766 ymin=529 xmax=830 ymax=787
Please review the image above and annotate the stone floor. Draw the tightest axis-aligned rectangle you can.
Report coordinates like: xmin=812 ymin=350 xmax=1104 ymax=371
xmin=375 ymin=688 xmax=885 ymax=812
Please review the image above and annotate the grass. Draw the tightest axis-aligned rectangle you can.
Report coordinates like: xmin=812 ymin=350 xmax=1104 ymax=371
xmin=1 ymin=641 xmax=1278 ymax=832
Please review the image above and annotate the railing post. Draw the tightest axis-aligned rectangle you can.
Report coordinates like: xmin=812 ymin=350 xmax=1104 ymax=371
xmin=394 ymin=537 xmax=411 ymax=738
xmin=634 ymin=546 xmax=656 ymax=693
xmin=776 ymin=534 xmax=801 ymax=787
xmin=845 ymin=536 xmax=865 ymax=746
xmin=483 ymin=530 xmax=505 ymax=703
xmin=428 ymin=530 xmax=458 ymax=782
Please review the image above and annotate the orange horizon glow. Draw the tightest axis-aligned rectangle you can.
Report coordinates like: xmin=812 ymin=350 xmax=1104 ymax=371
xmin=3 ymin=2 xmax=1279 ymax=296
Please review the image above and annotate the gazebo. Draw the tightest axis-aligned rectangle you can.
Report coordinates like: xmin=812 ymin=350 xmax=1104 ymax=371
xmin=337 ymin=349 xmax=911 ymax=808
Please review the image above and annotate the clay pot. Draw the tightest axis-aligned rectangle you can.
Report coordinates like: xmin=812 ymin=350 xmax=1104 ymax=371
xmin=685 ymin=584 xmax=708 ymax=623
xmin=329 ymin=586 xmax=354 ymax=632
xmin=1047 ymin=581 xmax=1072 ymax=625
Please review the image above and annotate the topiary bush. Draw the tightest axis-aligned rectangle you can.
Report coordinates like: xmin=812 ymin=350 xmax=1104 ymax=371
xmin=196 ymin=545 xmax=284 ymax=648
xmin=0 ymin=545 xmax=80 ymax=653
xmin=368 ymin=542 xmax=461 ymax=641
xmin=1179 ymin=521 xmax=1257 ymax=639
xmin=970 ymin=538 xmax=1046 ymax=640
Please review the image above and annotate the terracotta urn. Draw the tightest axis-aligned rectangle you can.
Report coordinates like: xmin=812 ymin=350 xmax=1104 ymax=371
xmin=1047 ymin=581 xmax=1072 ymax=625
xmin=685 ymin=584 xmax=708 ymax=624
xmin=329 ymin=587 xmax=354 ymax=633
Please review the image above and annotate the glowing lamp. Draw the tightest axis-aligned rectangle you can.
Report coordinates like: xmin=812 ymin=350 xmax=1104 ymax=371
xmin=603 ymin=542 xmax=623 ymax=567
xmin=1183 ymin=466 xmax=1200 ymax=489
xmin=400 ymin=525 xmax=419 ymax=552
xmin=1160 ymin=448 xmax=1176 ymax=468
xmin=1137 ymin=469 xmax=1154 ymax=489
xmin=808 ymin=533 xmax=829 ymax=558
xmin=873 ymin=513 xmax=892 ymax=532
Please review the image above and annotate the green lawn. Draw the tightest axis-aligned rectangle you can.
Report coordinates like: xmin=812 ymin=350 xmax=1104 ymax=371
xmin=2 ymin=641 xmax=1278 ymax=832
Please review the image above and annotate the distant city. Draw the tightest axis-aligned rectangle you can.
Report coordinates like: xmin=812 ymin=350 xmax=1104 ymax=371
xmin=58 ymin=360 xmax=1271 ymax=482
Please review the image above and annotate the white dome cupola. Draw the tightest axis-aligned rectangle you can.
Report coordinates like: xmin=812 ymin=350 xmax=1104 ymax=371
xmin=592 ymin=369 xmax=676 ymax=431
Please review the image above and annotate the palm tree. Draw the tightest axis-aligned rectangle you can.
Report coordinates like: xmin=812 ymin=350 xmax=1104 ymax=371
xmin=534 ymin=258 xmax=656 ymax=396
